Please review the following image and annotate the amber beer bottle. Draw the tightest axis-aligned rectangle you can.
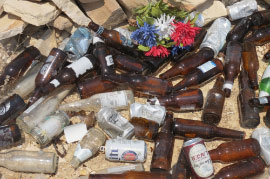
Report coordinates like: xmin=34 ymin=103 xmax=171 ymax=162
xmin=159 ymin=47 xmax=214 ymax=80
xmin=250 ymin=9 xmax=270 ymax=27
xmin=249 ymin=96 xmax=270 ymax=108
xmin=209 ymin=138 xmax=261 ymax=163
xmin=202 ymin=76 xmax=225 ymax=125
xmin=77 ymin=76 xmax=118 ymax=99
xmin=103 ymin=73 xmax=173 ymax=96
xmin=242 ymin=42 xmax=259 ymax=90
xmin=223 ymin=41 xmax=242 ymax=97
xmin=143 ymin=56 xmax=170 ymax=76
xmin=227 ymin=17 xmax=252 ymax=42
xmin=0 ymin=46 xmax=40 ymax=86
xmin=214 ymin=157 xmax=265 ymax=179
xmin=173 ymin=58 xmax=224 ymax=91
xmin=244 ymin=26 xmax=270 ymax=46
xmin=150 ymin=112 xmax=174 ymax=172
xmin=147 ymin=89 xmax=203 ymax=112
xmin=172 ymin=146 xmax=192 ymax=179
xmin=0 ymin=124 xmax=22 ymax=149
xmin=238 ymin=70 xmax=260 ymax=128
xmin=173 ymin=118 xmax=245 ymax=140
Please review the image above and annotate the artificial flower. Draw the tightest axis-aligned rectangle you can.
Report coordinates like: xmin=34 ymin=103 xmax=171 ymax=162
xmin=145 ymin=45 xmax=170 ymax=57
xmin=154 ymin=14 xmax=175 ymax=40
xmin=171 ymin=45 xmax=191 ymax=56
xmin=131 ymin=22 xmax=159 ymax=48
xmin=170 ymin=21 xmax=200 ymax=47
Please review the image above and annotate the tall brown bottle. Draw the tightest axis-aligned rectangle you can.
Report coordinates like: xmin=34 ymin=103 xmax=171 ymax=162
xmin=173 ymin=118 xmax=245 ymax=140
xmin=143 ymin=56 xmax=170 ymax=76
xmin=147 ymin=89 xmax=203 ymax=112
xmin=172 ymin=145 xmax=191 ymax=179
xmin=93 ymin=36 xmax=115 ymax=76
xmin=223 ymin=41 xmax=242 ymax=97
xmin=103 ymin=73 xmax=173 ymax=96
xmin=202 ymin=76 xmax=225 ymax=125
xmin=77 ymin=76 xmax=118 ymax=99
xmin=173 ymin=58 xmax=224 ymax=92
xmin=250 ymin=9 xmax=270 ymax=27
xmin=227 ymin=17 xmax=252 ymax=42
xmin=0 ymin=46 xmax=40 ymax=86
xmin=214 ymin=157 xmax=265 ymax=179
xmin=244 ymin=26 xmax=270 ymax=46
xmin=159 ymin=47 xmax=215 ymax=80
xmin=209 ymin=138 xmax=261 ymax=163
xmin=238 ymin=70 xmax=260 ymax=128
xmin=150 ymin=112 xmax=174 ymax=172
xmin=242 ymin=42 xmax=259 ymax=90
xmin=89 ymin=171 xmax=172 ymax=179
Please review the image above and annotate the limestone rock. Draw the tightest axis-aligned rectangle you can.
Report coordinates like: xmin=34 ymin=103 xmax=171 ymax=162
xmin=197 ymin=1 xmax=227 ymax=25
xmin=169 ymin=0 xmax=212 ymax=11
xmin=116 ymin=0 xmax=149 ymax=19
xmin=79 ymin=0 xmax=99 ymax=3
xmin=0 ymin=0 xmax=4 ymax=16
xmin=3 ymin=0 xmax=60 ymax=26
xmin=83 ymin=0 xmax=127 ymax=29
xmin=51 ymin=0 xmax=91 ymax=27
xmin=0 ymin=13 xmax=27 ymax=41
xmin=49 ymin=14 xmax=73 ymax=32
xmin=32 ymin=29 xmax=57 ymax=56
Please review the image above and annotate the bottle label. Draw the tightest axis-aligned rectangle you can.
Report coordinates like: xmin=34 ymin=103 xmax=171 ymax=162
xmin=223 ymin=82 xmax=233 ymax=90
xmin=259 ymin=97 xmax=268 ymax=105
xmin=50 ymin=79 xmax=60 ymax=88
xmin=40 ymin=63 xmax=51 ymax=76
xmin=0 ymin=126 xmax=13 ymax=147
xmin=105 ymin=55 xmax=114 ymax=66
xmin=180 ymin=104 xmax=196 ymax=111
xmin=67 ymin=56 xmax=93 ymax=78
xmin=105 ymin=139 xmax=146 ymax=162
xmin=0 ymin=101 xmax=10 ymax=116
xmin=197 ymin=61 xmax=216 ymax=73
xmin=99 ymin=91 xmax=128 ymax=108
xmin=46 ymin=55 xmax=56 ymax=63
xmin=74 ymin=143 xmax=93 ymax=162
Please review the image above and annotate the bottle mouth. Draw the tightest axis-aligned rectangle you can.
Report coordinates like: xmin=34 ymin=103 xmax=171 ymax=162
xmin=29 ymin=127 xmax=49 ymax=147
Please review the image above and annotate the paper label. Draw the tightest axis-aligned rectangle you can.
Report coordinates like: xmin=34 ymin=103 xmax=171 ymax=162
xmin=100 ymin=91 xmax=128 ymax=108
xmin=64 ymin=123 xmax=87 ymax=143
xmin=105 ymin=55 xmax=114 ymax=66
xmin=74 ymin=143 xmax=93 ymax=162
xmin=67 ymin=56 xmax=93 ymax=78
xmin=50 ymin=79 xmax=60 ymax=88
xmin=46 ymin=55 xmax=55 ymax=63
xmin=197 ymin=61 xmax=216 ymax=73
xmin=0 ymin=101 xmax=10 ymax=116
xmin=180 ymin=104 xmax=196 ymax=111
xmin=223 ymin=82 xmax=233 ymax=90
xmin=259 ymin=97 xmax=268 ymax=105
xmin=40 ymin=63 xmax=50 ymax=76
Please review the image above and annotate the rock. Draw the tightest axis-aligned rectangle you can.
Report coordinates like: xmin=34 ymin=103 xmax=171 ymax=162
xmin=83 ymin=0 xmax=127 ymax=29
xmin=79 ymin=0 xmax=99 ymax=3
xmin=0 ymin=0 xmax=4 ymax=16
xmin=32 ymin=29 xmax=57 ymax=56
xmin=0 ymin=13 xmax=27 ymax=41
xmin=116 ymin=0 xmax=149 ymax=19
xmin=49 ymin=14 xmax=73 ymax=32
xmin=51 ymin=0 xmax=91 ymax=27
xmin=196 ymin=1 xmax=227 ymax=25
xmin=169 ymin=0 xmax=212 ymax=11
xmin=3 ymin=0 xmax=60 ymax=26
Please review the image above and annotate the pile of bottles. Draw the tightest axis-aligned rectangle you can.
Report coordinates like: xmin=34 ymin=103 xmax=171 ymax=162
xmin=0 ymin=1 xmax=270 ymax=178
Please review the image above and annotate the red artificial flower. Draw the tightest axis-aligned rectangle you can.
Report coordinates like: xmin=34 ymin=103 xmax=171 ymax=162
xmin=170 ymin=21 xmax=201 ymax=47
xmin=145 ymin=45 xmax=170 ymax=58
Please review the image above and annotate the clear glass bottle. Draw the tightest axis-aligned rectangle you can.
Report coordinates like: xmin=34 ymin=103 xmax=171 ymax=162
xmin=0 ymin=150 xmax=58 ymax=173
xmin=59 ymin=90 xmax=134 ymax=112
xmin=227 ymin=0 xmax=257 ymax=21
xmin=29 ymin=111 xmax=70 ymax=147
xmin=95 ymin=164 xmax=144 ymax=174
xmin=70 ymin=127 xmax=106 ymax=168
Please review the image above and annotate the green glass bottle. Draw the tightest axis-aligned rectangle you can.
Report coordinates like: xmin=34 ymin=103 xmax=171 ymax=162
xmin=259 ymin=64 xmax=270 ymax=97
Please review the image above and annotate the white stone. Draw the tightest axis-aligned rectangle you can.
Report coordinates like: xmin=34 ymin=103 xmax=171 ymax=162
xmin=3 ymin=0 xmax=60 ymax=26
xmin=49 ymin=14 xmax=73 ymax=32
xmin=51 ymin=0 xmax=91 ymax=27
xmin=0 ymin=13 xmax=27 ymax=41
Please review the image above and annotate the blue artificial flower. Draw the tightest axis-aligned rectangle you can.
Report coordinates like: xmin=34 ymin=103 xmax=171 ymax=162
xmin=131 ymin=22 xmax=159 ymax=48
xmin=171 ymin=45 xmax=191 ymax=56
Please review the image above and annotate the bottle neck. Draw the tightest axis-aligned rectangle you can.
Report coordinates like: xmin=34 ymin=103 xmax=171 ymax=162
xmin=104 ymin=73 xmax=130 ymax=84
xmin=214 ymin=76 xmax=224 ymax=90
xmin=213 ymin=126 xmax=245 ymax=140
xmin=0 ymin=152 xmax=7 ymax=167
xmin=88 ymin=21 xmax=100 ymax=33
xmin=208 ymin=148 xmax=221 ymax=161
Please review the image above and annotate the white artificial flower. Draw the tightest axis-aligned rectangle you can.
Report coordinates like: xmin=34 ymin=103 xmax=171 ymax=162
xmin=154 ymin=14 xmax=175 ymax=40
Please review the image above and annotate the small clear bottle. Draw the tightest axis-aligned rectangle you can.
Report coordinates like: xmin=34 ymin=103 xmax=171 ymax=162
xmin=70 ymin=127 xmax=106 ymax=168
xmin=227 ymin=0 xmax=257 ymax=21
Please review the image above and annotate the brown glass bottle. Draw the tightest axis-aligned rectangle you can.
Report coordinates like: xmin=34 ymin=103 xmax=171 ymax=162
xmin=143 ymin=56 xmax=170 ymax=76
xmin=159 ymin=47 xmax=215 ymax=80
xmin=130 ymin=117 xmax=159 ymax=141
xmin=242 ymin=42 xmax=259 ymax=90
xmin=172 ymin=146 xmax=192 ymax=179
xmin=249 ymin=96 xmax=270 ymax=108
xmin=89 ymin=171 xmax=172 ymax=179
xmin=223 ymin=41 xmax=242 ymax=97
xmin=214 ymin=157 xmax=265 ymax=179
xmin=173 ymin=118 xmax=245 ymax=140
xmin=0 ymin=94 xmax=27 ymax=125
xmin=173 ymin=58 xmax=224 ymax=92
xmin=244 ymin=26 xmax=270 ymax=46
xmin=103 ymin=73 xmax=172 ymax=96
xmin=0 ymin=124 xmax=22 ymax=149
xmin=250 ymin=9 xmax=270 ymax=26
xmin=264 ymin=108 xmax=270 ymax=128
xmin=147 ymin=89 xmax=203 ymax=112
xmin=77 ymin=76 xmax=118 ymax=99
xmin=202 ymin=76 xmax=225 ymax=125
xmin=0 ymin=46 xmax=40 ymax=87
xmin=150 ymin=112 xmax=174 ymax=172
xmin=209 ymin=138 xmax=260 ymax=163
xmin=227 ymin=17 xmax=252 ymax=42
xmin=238 ymin=70 xmax=260 ymax=128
